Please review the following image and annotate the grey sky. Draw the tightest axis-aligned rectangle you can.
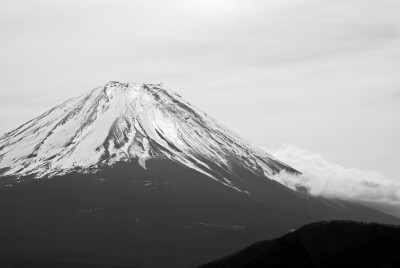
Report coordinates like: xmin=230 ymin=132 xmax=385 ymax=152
xmin=0 ymin=0 xmax=399 ymax=180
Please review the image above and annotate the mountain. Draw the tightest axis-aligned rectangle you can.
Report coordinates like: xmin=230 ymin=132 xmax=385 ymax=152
xmin=200 ymin=221 xmax=400 ymax=268
xmin=0 ymin=81 xmax=297 ymax=182
xmin=0 ymin=81 xmax=399 ymax=267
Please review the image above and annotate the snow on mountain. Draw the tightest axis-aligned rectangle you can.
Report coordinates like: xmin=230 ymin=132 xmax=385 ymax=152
xmin=0 ymin=81 xmax=298 ymax=189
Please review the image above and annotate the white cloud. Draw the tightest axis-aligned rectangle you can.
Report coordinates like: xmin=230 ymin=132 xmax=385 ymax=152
xmin=267 ymin=144 xmax=400 ymax=217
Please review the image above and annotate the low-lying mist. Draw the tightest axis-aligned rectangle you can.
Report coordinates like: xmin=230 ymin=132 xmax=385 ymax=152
xmin=266 ymin=144 xmax=400 ymax=218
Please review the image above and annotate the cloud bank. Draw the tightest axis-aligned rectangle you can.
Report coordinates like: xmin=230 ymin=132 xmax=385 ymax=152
xmin=267 ymin=144 xmax=400 ymax=217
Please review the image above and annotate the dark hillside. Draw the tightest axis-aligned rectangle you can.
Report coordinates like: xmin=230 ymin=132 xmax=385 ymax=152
xmin=201 ymin=221 xmax=400 ymax=268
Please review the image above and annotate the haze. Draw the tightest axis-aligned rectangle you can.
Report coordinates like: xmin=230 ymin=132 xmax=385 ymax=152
xmin=0 ymin=0 xmax=399 ymax=184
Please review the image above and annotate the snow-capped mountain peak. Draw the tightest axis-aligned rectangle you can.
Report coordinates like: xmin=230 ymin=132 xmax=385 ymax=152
xmin=0 ymin=82 xmax=298 ymax=191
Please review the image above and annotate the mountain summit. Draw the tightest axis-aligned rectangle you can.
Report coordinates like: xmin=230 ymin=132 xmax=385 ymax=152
xmin=0 ymin=82 xmax=398 ymax=267
xmin=0 ymin=81 xmax=297 ymax=190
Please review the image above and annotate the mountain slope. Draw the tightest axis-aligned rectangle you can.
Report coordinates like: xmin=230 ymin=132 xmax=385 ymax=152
xmin=1 ymin=161 xmax=399 ymax=268
xmin=0 ymin=82 xmax=399 ymax=267
xmin=0 ymin=82 xmax=297 ymax=193
xmin=200 ymin=221 xmax=400 ymax=268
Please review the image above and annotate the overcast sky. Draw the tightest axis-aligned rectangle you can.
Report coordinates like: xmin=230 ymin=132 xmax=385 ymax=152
xmin=0 ymin=0 xmax=399 ymax=181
